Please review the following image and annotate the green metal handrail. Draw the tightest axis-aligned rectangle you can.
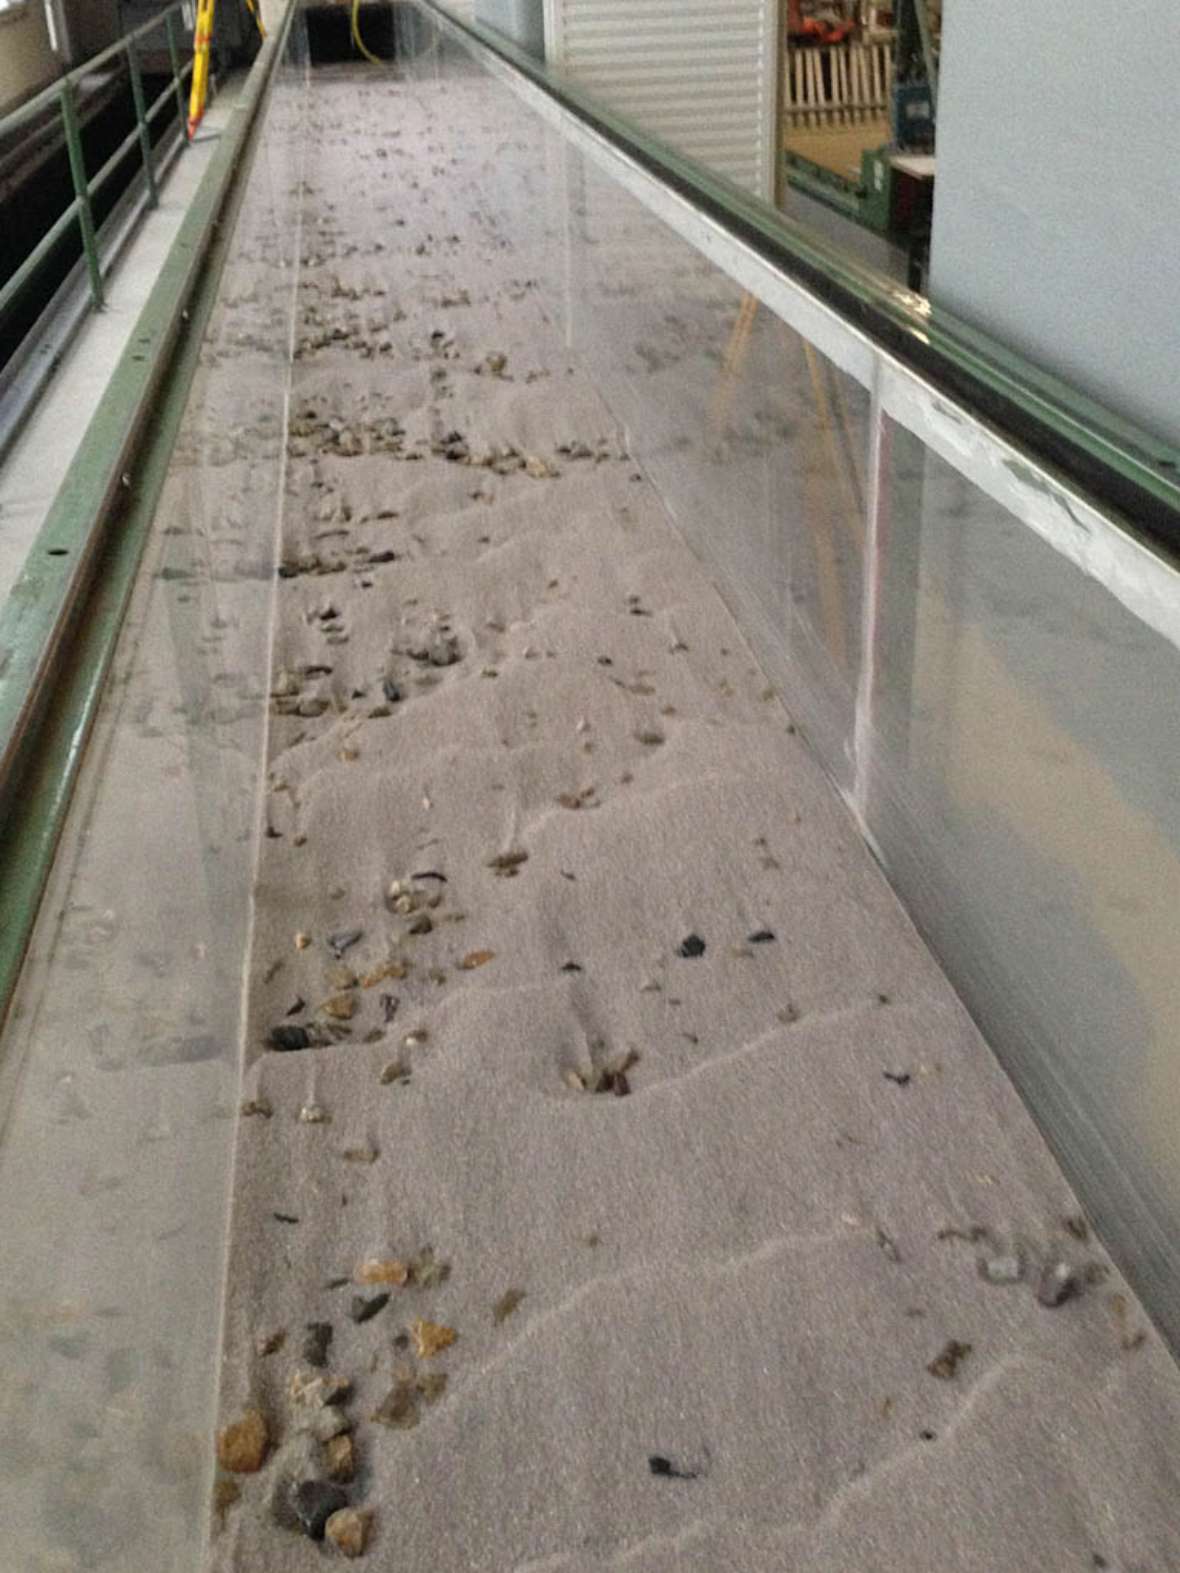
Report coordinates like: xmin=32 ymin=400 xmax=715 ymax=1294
xmin=0 ymin=3 xmax=195 ymax=323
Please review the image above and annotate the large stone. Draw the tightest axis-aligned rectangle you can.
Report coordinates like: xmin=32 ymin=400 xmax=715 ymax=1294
xmin=292 ymin=1480 xmax=349 ymax=1540
xmin=325 ymin=1507 xmax=372 ymax=1557
xmin=216 ymin=1408 xmax=268 ymax=1473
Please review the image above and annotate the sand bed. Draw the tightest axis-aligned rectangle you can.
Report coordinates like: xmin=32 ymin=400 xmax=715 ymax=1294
xmin=207 ymin=59 xmax=1180 ymax=1571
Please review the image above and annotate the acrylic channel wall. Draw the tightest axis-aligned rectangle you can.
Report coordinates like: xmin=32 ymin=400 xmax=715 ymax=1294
xmin=420 ymin=1 xmax=1180 ymax=1348
xmin=0 ymin=19 xmax=309 ymax=1572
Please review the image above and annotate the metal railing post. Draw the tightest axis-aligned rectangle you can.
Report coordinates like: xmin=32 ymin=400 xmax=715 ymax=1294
xmin=165 ymin=10 xmax=187 ymax=136
xmin=127 ymin=39 xmax=159 ymax=208
xmin=59 ymin=77 xmax=104 ymax=310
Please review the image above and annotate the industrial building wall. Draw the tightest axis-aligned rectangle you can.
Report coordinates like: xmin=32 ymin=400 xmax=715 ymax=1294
xmin=544 ymin=0 xmax=780 ymax=201
xmin=930 ymin=0 xmax=1180 ymax=448
xmin=0 ymin=3 xmax=60 ymax=111
xmin=64 ymin=0 xmax=121 ymax=59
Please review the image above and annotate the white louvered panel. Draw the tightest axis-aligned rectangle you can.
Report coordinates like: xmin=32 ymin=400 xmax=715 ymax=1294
xmin=544 ymin=0 xmax=779 ymax=201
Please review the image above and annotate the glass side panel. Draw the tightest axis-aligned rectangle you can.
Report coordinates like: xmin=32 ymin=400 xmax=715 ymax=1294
xmin=560 ymin=145 xmax=871 ymax=791
xmin=415 ymin=5 xmax=1180 ymax=1337
xmin=0 ymin=29 xmax=307 ymax=1573
xmin=864 ymin=420 xmax=1180 ymax=1288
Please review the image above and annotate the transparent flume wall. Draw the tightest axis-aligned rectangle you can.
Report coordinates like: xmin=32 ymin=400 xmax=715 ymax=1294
xmin=0 ymin=19 xmax=309 ymax=1573
xmin=419 ymin=1 xmax=1180 ymax=1342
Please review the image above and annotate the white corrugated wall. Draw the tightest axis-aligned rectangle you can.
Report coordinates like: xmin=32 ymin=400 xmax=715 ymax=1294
xmin=543 ymin=0 xmax=780 ymax=201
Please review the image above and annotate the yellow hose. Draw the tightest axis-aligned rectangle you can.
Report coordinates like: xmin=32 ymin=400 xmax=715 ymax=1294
xmin=351 ymin=0 xmax=382 ymax=64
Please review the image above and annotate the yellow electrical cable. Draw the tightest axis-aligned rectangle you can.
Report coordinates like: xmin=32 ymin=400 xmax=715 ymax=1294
xmin=351 ymin=0 xmax=383 ymax=64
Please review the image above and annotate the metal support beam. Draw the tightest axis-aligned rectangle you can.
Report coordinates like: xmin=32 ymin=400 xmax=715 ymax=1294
xmin=127 ymin=39 xmax=159 ymax=208
xmin=59 ymin=78 xmax=105 ymax=310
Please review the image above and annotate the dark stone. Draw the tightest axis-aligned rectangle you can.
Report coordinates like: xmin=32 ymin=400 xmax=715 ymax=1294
xmin=560 ymin=961 xmax=583 ymax=973
xmin=927 ymin=1339 xmax=972 ymax=1380
xmin=302 ymin=1322 xmax=333 ymax=1368
xmin=1036 ymin=1261 xmax=1082 ymax=1309
xmin=327 ymin=929 xmax=363 ymax=959
xmin=273 ymin=1212 xmax=300 ymax=1225
xmin=350 ymin=1292 xmax=390 ymax=1324
xmin=367 ymin=550 xmax=397 ymax=564
xmin=748 ymin=929 xmax=776 ymax=944
xmin=647 ymin=1453 xmax=698 ymax=1480
xmin=382 ymin=676 xmax=402 ymax=704
xmin=291 ymin=1480 xmax=348 ymax=1540
xmin=883 ymin=1070 xmax=912 ymax=1087
xmin=270 ymin=1024 xmax=312 ymax=1052
xmin=677 ymin=934 xmax=706 ymax=959
xmin=285 ymin=997 xmax=306 ymax=1017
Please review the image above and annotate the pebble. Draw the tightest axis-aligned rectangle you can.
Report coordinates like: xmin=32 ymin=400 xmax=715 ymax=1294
xmin=355 ymin=1257 xmax=409 ymax=1286
xmin=979 ymin=1253 xmax=1024 ymax=1285
xmin=240 ymin=1097 xmax=273 ymax=1118
xmin=299 ymin=1103 xmax=330 ymax=1124
xmin=216 ymin=1408 xmax=269 ymax=1473
xmin=328 ymin=929 xmax=364 ymax=958
xmin=494 ymin=1288 xmax=526 ymax=1324
xmin=411 ymin=1318 xmax=457 ymax=1358
xmin=303 ymin=1405 xmax=352 ymax=1443
xmin=1037 ymin=1260 xmax=1082 ymax=1308
xmin=321 ymin=992 xmax=356 ymax=1021
xmin=302 ymin=1322 xmax=333 ymax=1368
xmin=255 ymin=1329 xmax=286 ymax=1357
xmin=459 ymin=949 xmax=495 ymax=970
xmin=326 ymin=1506 xmax=372 ymax=1558
xmin=323 ymin=1432 xmax=356 ymax=1483
xmin=290 ymin=1370 xmax=351 ymax=1408
xmin=292 ymin=1480 xmax=349 ymax=1540
xmin=677 ymin=934 xmax=706 ymax=958
xmin=927 ymin=1339 xmax=972 ymax=1379
xmin=350 ymin=1292 xmax=391 ymax=1324
xmin=295 ymin=932 xmax=312 ymax=950
xmin=270 ymin=1024 xmax=312 ymax=1052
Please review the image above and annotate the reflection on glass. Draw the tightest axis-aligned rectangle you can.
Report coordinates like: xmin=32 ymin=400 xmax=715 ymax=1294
xmin=0 ymin=27 xmax=308 ymax=1572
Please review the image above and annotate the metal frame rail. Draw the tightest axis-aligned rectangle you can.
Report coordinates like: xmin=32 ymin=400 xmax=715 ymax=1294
xmin=0 ymin=5 xmax=194 ymax=325
xmin=0 ymin=3 xmax=197 ymax=462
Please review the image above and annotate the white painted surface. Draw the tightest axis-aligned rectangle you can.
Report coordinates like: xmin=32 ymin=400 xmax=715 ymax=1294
xmin=930 ymin=0 xmax=1180 ymax=448
xmin=544 ymin=0 xmax=779 ymax=200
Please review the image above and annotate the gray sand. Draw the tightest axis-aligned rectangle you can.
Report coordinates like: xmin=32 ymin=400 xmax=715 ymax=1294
xmin=208 ymin=61 xmax=1180 ymax=1571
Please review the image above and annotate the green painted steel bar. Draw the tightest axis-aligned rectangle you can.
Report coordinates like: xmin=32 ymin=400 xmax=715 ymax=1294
xmin=0 ymin=0 xmax=301 ymax=1032
xmin=127 ymin=38 xmax=159 ymax=209
xmin=0 ymin=202 xmax=81 ymax=319
xmin=165 ymin=11 xmax=188 ymax=136
xmin=59 ymin=78 xmax=104 ymax=310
